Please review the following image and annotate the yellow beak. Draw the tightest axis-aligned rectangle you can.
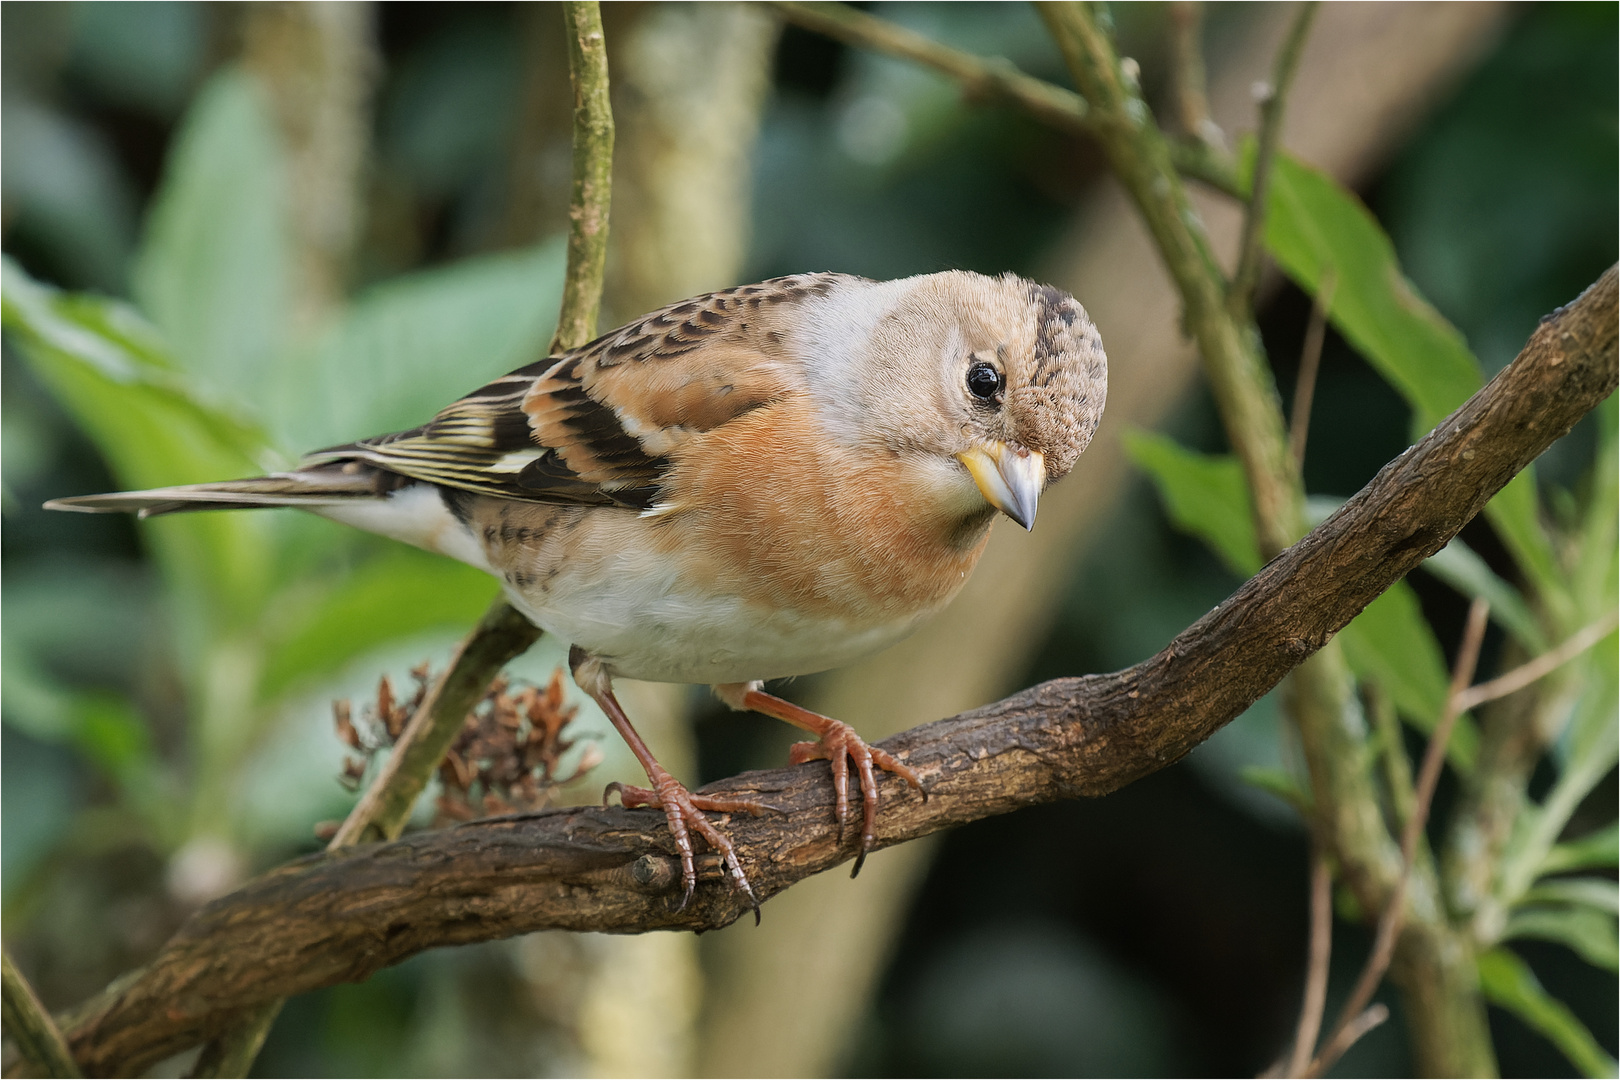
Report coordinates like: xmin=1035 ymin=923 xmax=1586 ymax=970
xmin=955 ymin=441 xmax=1046 ymax=531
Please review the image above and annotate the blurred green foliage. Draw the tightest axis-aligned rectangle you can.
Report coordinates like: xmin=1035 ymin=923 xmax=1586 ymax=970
xmin=1 ymin=2 xmax=1614 ymax=1077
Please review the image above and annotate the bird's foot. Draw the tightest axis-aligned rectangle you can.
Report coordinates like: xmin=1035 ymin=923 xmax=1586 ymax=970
xmin=787 ymin=718 xmax=925 ymax=876
xmin=604 ymin=775 xmax=759 ymax=914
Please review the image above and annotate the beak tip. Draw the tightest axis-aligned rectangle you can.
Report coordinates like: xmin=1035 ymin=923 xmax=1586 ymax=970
xmin=957 ymin=442 xmax=1045 ymax=534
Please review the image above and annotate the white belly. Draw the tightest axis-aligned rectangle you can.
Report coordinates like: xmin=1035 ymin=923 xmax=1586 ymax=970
xmin=322 ymin=486 xmax=949 ymax=686
xmin=501 ymin=552 xmax=927 ymax=685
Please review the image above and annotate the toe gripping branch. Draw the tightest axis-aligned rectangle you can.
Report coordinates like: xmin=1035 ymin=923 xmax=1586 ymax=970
xmin=571 ymin=648 xmax=765 ymax=915
xmin=738 ymin=688 xmax=928 ymax=878
xmin=603 ymin=778 xmax=773 ymax=920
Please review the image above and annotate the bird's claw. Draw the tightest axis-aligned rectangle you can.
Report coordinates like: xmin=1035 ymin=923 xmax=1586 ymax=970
xmin=605 ymin=776 xmax=759 ymax=915
xmin=789 ymin=722 xmax=925 ymax=877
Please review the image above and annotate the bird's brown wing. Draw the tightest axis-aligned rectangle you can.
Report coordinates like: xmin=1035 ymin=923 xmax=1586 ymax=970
xmin=302 ymin=273 xmax=844 ymax=510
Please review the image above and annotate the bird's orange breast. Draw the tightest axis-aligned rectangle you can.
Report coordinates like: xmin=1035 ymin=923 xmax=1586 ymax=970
xmin=649 ymin=393 xmax=993 ymax=625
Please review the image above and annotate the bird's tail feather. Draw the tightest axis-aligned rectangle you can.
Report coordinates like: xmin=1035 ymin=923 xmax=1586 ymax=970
xmin=45 ymin=470 xmax=389 ymax=519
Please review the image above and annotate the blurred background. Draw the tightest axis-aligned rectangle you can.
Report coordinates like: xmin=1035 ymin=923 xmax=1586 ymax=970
xmin=2 ymin=2 xmax=1614 ymax=1076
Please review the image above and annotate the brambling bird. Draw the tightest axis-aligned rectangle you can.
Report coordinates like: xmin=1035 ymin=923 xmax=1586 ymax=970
xmin=50 ymin=270 xmax=1108 ymax=908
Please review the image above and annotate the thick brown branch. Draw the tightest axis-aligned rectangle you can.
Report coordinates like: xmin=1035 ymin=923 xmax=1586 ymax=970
xmin=59 ymin=268 xmax=1616 ymax=1076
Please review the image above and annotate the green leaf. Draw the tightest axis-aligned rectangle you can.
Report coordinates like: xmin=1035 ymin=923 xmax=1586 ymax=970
xmin=1263 ymin=153 xmax=1562 ymax=600
xmin=67 ymin=692 xmax=181 ymax=842
xmin=1484 ymin=473 xmax=1564 ymax=604
xmin=1479 ymin=948 xmax=1618 ymax=1077
xmin=1523 ymin=877 xmax=1620 ymax=916
xmin=271 ymin=238 xmax=567 ymax=452
xmin=72 ymin=692 xmax=153 ymax=775
xmin=258 ymin=546 xmax=500 ymax=702
xmin=1542 ymin=823 xmax=1620 ymax=876
xmin=1506 ymin=906 xmax=1619 ymax=973
xmin=130 ymin=66 xmax=291 ymax=416
xmin=1337 ymin=580 xmax=1478 ymax=772
xmin=1421 ymin=538 xmax=1548 ymax=653
xmin=1553 ymin=621 xmax=1620 ymax=778
xmin=1571 ymin=402 xmax=1619 ymax=619
xmin=1123 ymin=431 xmax=1260 ymax=577
xmin=1237 ymin=766 xmax=1309 ymax=817
xmin=1264 ymin=154 xmax=1481 ymax=432
xmin=3 ymin=258 xmax=276 ymax=632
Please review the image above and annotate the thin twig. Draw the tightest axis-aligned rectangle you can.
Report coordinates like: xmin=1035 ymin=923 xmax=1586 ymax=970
xmin=2 ymin=947 xmax=80 ymax=1078
xmin=1305 ymin=598 xmax=1491 ymax=1077
xmin=1289 ymin=269 xmax=1337 ymax=470
xmin=186 ymin=1002 xmax=279 ymax=1079
xmin=550 ymin=0 xmax=615 ymax=354
xmin=1167 ymin=2 xmax=1220 ymax=147
xmin=763 ymin=0 xmax=1243 ymax=197
xmin=1230 ymin=1 xmax=1319 ymax=316
xmin=1284 ymin=849 xmax=1335 ymax=1075
xmin=1337 ymin=1005 xmax=1391 ymax=1055
xmin=1453 ymin=611 xmax=1618 ymax=713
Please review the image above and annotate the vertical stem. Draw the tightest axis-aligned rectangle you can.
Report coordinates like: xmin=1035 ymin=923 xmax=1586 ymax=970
xmin=241 ymin=1 xmax=377 ymax=339
xmin=1166 ymin=2 xmax=1213 ymax=142
xmin=1229 ymin=1 xmax=1318 ymax=318
xmin=1306 ymin=600 xmax=1493 ymax=1077
xmin=552 ymin=0 xmax=616 ymax=353
xmin=187 ymin=1002 xmax=280 ymax=1079
xmin=1366 ymin=681 xmax=1417 ymax=831
xmin=1037 ymin=1 xmax=1304 ymax=556
xmin=2 ymin=948 xmax=80 ymax=1078
xmin=1285 ymin=850 xmax=1334 ymax=1075
xmin=1035 ymin=6 xmax=1497 ymax=1073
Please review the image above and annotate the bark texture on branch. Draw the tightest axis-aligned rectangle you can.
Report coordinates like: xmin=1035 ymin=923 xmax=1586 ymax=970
xmin=58 ymin=268 xmax=1617 ymax=1076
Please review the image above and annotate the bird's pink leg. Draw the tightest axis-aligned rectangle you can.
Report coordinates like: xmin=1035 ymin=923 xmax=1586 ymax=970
xmin=572 ymin=649 xmax=759 ymax=912
xmin=715 ymin=683 xmax=925 ymax=875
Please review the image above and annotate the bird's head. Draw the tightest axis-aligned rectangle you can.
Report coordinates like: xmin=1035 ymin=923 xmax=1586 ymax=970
xmin=800 ymin=270 xmax=1108 ymax=532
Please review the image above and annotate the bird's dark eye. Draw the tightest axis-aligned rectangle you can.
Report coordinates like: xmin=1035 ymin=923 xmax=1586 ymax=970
xmin=966 ymin=361 xmax=1004 ymax=403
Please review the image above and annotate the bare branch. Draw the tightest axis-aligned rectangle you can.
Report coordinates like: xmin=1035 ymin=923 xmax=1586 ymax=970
xmin=1230 ymin=2 xmax=1319 ymax=316
xmin=55 ymin=268 xmax=1618 ymax=1077
xmin=763 ymin=0 xmax=1243 ymax=197
xmin=1335 ymin=1005 xmax=1390 ymax=1059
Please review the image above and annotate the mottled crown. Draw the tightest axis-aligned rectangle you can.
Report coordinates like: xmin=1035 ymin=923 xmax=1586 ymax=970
xmin=1007 ymin=279 xmax=1108 ymax=480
